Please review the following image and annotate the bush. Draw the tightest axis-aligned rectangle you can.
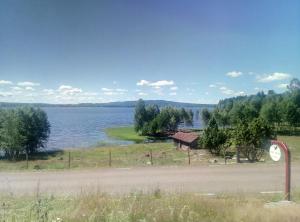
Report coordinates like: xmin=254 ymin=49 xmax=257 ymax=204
xmin=234 ymin=118 xmax=275 ymax=162
xmin=200 ymin=117 xmax=231 ymax=155
xmin=0 ymin=107 xmax=50 ymax=160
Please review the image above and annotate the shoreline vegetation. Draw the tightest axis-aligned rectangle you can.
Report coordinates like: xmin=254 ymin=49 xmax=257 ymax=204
xmin=105 ymin=126 xmax=148 ymax=143
xmin=1 ymin=191 xmax=300 ymax=222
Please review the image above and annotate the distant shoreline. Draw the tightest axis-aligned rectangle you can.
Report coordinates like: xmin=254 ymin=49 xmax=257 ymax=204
xmin=0 ymin=100 xmax=216 ymax=108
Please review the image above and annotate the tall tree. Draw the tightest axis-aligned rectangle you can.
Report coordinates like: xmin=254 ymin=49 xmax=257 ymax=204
xmin=201 ymin=108 xmax=212 ymax=126
xmin=134 ymin=99 xmax=147 ymax=133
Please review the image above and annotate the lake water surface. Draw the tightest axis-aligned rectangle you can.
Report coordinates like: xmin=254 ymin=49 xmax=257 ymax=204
xmin=43 ymin=107 xmax=204 ymax=150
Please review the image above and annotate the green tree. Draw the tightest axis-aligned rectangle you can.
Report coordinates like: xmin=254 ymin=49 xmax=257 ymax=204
xmin=200 ymin=117 xmax=230 ymax=155
xmin=285 ymin=102 xmax=300 ymax=128
xmin=288 ymin=78 xmax=300 ymax=92
xmin=260 ymin=101 xmax=281 ymax=126
xmin=0 ymin=107 xmax=50 ymax=160
xmin=234 ymin=118 xmax=274 ymax=162
xmin=0 ymin=109 xmax=25 ymax=160
xmin=134 ymin=99 xmax=147 ymax=133
xmin=201 ymin=108 xmax=212 ymax=126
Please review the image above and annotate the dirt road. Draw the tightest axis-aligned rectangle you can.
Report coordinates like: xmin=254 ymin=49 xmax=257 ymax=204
xmin=0 ymin=163 xmax=299 ymax=195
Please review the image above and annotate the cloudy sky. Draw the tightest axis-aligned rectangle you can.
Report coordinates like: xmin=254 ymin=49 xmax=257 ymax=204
xmin=0 ymin=0 xmax=299 ymax=104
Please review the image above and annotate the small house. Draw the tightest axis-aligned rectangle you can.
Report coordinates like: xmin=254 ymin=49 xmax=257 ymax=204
xmin=171 ymin=132 xmax=199 ymax=150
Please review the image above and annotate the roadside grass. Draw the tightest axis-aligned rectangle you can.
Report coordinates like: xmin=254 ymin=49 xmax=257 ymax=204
xmin=1 ymin=191 xmax=300 ymax=222
xmin=277 ymin=135 xmax=300 ymax=161
xmin=0 ymin=143 xmax=205 ymax=171
xmin=105 ymin=126 xmax=147 ymax=143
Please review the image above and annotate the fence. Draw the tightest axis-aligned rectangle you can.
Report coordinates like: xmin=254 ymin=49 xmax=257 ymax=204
xmin=0 ymin=147 xmax=221 ymax=171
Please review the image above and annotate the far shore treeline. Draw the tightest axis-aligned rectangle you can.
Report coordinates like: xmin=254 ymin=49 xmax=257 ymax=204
xmin=0 ymin=107 xmax=50 ymax=160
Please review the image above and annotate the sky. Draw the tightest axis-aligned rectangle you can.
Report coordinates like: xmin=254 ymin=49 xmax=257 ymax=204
xmin=0 ymin=0 xmax=299 ymax=104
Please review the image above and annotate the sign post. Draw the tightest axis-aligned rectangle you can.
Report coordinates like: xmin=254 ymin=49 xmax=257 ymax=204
xmin=270 ymin=140 xmax=291 ymax=201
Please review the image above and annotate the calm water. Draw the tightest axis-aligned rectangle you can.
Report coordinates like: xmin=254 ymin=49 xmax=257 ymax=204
xmin=43 ymin=107 xmax=203 ymax=150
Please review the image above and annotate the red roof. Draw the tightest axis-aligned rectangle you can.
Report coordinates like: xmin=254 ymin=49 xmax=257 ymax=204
xmin=171 ymin=132 xmax=199 ymax=144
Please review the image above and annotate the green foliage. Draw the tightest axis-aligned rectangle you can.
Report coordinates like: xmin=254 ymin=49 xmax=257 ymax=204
xmin=234 ymin=118 xmax=275 ymax=162
xmin=260 ymin=101 xmax=281 ymax=125
xmin=134 ymin=99 xmax=194 ymax=136
xmin=0 ymin=107 xmax=50 ymax=160
xmin=215 ymin=78 xmax=300 ymax=132
xmin=200 ymin=117 xmax=231 ymax=155
xmin=201 ymin=108 xmax=212 ymax=126
xmin=134 ymin=99 xmax=147 ymax=133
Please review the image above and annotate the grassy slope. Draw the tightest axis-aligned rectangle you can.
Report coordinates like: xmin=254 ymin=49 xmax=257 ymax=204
xmin=105 ymin=126 xmax=147 ymax=143
xmin=1 ymin=191 xmax=300 ymax=222
xmin=0 ymin=143 xmax=193 ymax=171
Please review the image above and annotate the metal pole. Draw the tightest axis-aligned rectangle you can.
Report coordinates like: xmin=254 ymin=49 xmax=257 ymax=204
xmin=271 ymin=140 xmax=291 ymax=201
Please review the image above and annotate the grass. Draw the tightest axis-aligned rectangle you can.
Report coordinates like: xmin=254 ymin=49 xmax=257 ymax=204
xmin=105 ymin=126 xmax=147 ymax=143
xmin=277 ymin=135 xmax=300 ymax=161
xmin=0 ymin=143 xmax=205 ymax=171
xmin=1 ymin=191 xmax=300 ymax=222
xmin=0 ymin=134 xmax=299 ymax=171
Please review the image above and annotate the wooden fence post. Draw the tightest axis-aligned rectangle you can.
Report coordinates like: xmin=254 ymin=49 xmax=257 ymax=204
xmin=109 ymin=149 xmax=112 ymax=167
xmin=150 ymin=149 xmax=153 ymax=165
xmin=188 ymin=148 xmax=191 ymax=165
xmin=68 ymin=151 xmax=71 ymax=169
xmin=26 ymin=152 xmax=29 ymax=169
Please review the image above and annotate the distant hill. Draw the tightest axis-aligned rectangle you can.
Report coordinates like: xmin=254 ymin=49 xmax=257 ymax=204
xmin=0 ymin=100 xmax=216 ymax=108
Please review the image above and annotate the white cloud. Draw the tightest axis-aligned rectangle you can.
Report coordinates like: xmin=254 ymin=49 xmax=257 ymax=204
xmin=149 ymin=80 xmax=174 ymax=87
xmin=219 ymin=86 xmax=234 ymax=95
xmin=0 ymin=92 xmax=13 ymax=97
xmin=137 ymin=80 xmax=174 ymax=87
xmin=25 ymin=86 xmax=35 ymax=91
xmin=169 ymin=92 xmax=177 ymax=96
xmin=277 ymin=83 xmax=289 ymax=89
xmin=138 ymin=92 xmax=148 ymax=96
xmin=17 ymin=81 xmax=40 ymax=87
xmin=101 ymin=87 xmax=127 ymax=96
xmin=170 ymin=86 xmax=178 ymax=91
xmin=257 ymin=72 xmax=291 ymax=82
xmin=43 ymin=89 xmax=55 ymax=95
xmin=235 ymin=91 xmax=246 ymax=96
xmin=58 ymin=85 xmax=82 ymax=95
xmin=226 ymin=71 xmax=243 ymax=78
xmin=137 ymin=80 xmax=150 ymax=86
xmin=11 ymin=86 xmax=22 ymax=91
xmin=209 ymin=84 xmax=216 ymax=88
xmin=0 ymin=80 xmax=13 ymax=85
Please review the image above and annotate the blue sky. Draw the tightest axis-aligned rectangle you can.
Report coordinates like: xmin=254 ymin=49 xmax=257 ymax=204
xmin=0 ymin=0 xmax=299 ymax=104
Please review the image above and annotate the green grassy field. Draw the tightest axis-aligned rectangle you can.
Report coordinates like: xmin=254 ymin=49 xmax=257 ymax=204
xmin=1 ymin=191 xmax=300 ymax=222
xmin=0 ymin=135 xmax=299 ymax=171
xmin=277 ymin=135 xmax=300 ymax=161
xmin=105 ymin=126 xmax=147 ymax=143
xmin=0 ymin=143 xmax=195 ymax=171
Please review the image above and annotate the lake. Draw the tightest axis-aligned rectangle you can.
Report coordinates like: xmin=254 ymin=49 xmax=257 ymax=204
xmin=43 ymin=107 xmax=204 ymax=150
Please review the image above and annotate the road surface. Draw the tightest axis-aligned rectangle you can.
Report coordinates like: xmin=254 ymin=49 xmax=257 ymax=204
xmin=0 ymin=163 xmax=299 ymax=195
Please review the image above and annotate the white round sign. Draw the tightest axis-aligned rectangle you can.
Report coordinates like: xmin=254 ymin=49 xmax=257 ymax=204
xmin=269 ymin=145 xmax=281 ymax=161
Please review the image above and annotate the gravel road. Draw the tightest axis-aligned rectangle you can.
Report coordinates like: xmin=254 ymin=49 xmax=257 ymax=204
xmin=0 ymin=163 xmax=299 ymax=195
